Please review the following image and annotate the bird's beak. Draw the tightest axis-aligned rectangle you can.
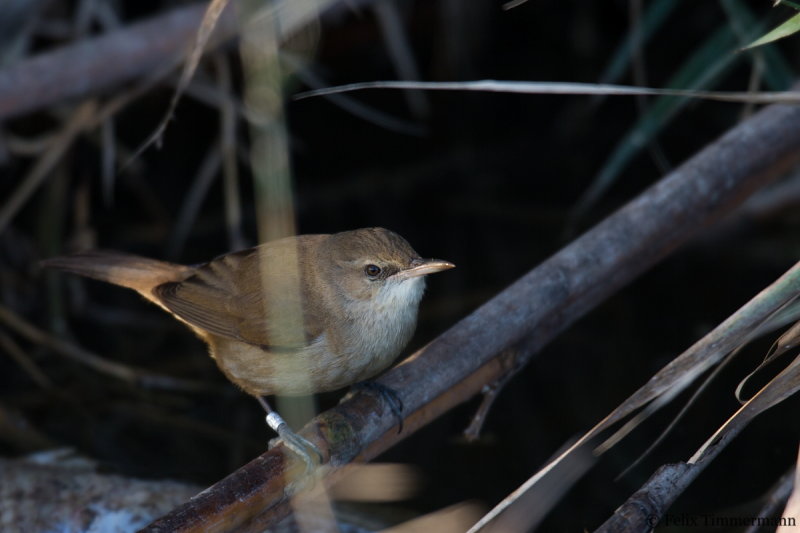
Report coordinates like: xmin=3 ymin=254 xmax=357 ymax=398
xmin=394 ymin=258 xmax=455 ymax=280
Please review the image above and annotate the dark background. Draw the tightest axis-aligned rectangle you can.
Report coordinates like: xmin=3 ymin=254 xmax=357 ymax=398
xmin=2 ymin=0 xmax=800 ymax=531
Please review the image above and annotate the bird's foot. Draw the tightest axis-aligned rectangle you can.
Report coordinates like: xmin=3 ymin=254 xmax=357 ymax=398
xmin=265 ymin=412 xmax=323 ymax=475
xmin=352 ymin=381 xmax=405 ymax=433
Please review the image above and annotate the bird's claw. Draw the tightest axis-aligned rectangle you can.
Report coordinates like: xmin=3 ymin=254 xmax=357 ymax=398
xmin=265 ymin=412 xmax=323 ymax=475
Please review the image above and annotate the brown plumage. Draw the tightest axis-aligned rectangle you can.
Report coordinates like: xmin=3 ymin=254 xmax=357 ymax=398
xmin=42 ymin=228 xmax=454 ymax=398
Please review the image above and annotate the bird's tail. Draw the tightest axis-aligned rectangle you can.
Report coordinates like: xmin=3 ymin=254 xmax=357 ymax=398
xmin=41 ymin=251 xmax=192 ymax=295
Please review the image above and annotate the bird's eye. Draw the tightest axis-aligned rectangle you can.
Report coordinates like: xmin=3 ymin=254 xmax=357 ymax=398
xmin=364 ymin=264 xmax=381 ymax=277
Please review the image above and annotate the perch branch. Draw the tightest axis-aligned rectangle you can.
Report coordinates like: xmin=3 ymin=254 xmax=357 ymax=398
xmin=142 ymin=91 xmax=800 ymax=530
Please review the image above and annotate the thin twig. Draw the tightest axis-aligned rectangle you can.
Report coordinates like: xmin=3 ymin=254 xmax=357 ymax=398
xmin=0 ymin=330 xmax=53 ymax=389
xmin=126 ymin=0 xmax=234 ymax=164
xmin=100 ymin=116 xmax=116 ymax=205
xmin=283 ymin=52 xmax=426 ymax=136
xmin=463 ymin=349 xmax=521 ymax=442
xmin=0 ymin=304 xmax=214 ymax=393
xmin=372 ymin=0 xmax=429 ymax=118
xmin=216 ymin=53 xmax=246 ymax=251
xmin=295 ymin=79 xmax=800 ymax=104
xmin=166 ymin=143 xmax=223 ymax=259
xmin=0 ymin=101 xmax=96 ymax=233
xmin=0 ymin=3 xmax=238 ymax=121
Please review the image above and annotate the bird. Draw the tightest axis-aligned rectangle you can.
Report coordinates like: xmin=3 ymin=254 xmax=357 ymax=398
xmin=42 ymin=227 xmax=454 ymax=470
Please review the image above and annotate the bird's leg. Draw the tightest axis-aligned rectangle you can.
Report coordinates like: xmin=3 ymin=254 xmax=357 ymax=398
xmin=351 ymin=381 xmax=405 ymax=433
xmin=257 ymin=396 xmax=323 ymax=473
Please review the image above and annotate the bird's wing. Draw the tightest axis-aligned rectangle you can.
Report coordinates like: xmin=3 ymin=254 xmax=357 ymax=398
xmin=153 ymin=243 xmax=324 ymax=351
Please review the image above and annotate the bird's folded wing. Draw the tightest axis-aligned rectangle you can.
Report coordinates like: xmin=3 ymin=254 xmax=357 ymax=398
xmin=153 ymin=248 xmax=323 ymax=351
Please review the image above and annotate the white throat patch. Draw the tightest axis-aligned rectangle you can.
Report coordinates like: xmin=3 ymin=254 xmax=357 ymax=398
xmin=375 ymin=276 xmax=425 ymax=311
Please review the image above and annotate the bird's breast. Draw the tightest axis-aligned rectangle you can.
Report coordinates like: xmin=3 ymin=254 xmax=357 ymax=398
xmin=331 ymin=278 xmax=424 ymax=383
xmin=208 ymin=279 xmax=424 ymax=397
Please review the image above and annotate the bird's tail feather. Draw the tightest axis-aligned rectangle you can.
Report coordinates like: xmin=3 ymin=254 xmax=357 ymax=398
xmin=41 ymin=251 xmax=192 ymax=295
